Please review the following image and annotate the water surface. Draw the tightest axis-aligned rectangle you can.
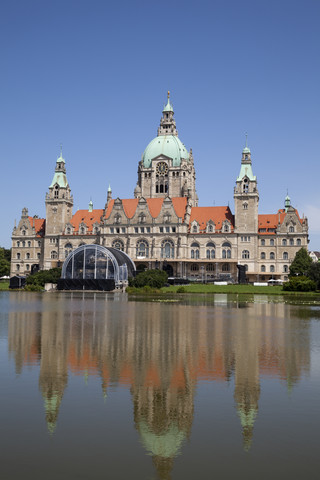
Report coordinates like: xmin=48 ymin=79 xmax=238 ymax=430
xmin=0 ymin=291 xmax=319 ymax=480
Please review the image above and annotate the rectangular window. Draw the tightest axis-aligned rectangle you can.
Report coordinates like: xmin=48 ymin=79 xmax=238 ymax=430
xmin=121 ymin=227 xmax=126 ymax=233
xmin=165 ymin=227 xmax=170 ymax=233
xmin=172 ymin=227 xmax=176 ymax=233
xmin=159 ymin=227 xmax=163 ymax=233
xmin=134 ymin=227 xmax=138 ymax=233
xmin=110 ymin=227 xmax=114 ymax=233
xmin=140 ymin=227 xmax=145 ymax=233
xmin=116 ymin=228 xmax=120 ymax=234
xmin=146 ymin=227 xmax=151 ymax=233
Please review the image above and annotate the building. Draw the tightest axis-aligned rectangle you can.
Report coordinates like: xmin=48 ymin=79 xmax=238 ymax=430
xmin=11 ymin=93 xmax=309 ymax=282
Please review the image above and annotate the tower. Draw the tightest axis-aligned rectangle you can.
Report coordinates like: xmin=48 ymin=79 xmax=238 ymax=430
xmin=234 ymin=141 xmax=259 ymax=233
xmin=135 ymin=92 xmax=198 ymax=205
xmin=45 ymin=150 xmax=73 ymax=236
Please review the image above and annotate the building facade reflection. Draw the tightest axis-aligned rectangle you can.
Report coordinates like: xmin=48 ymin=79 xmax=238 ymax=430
xmin=8 ymin=293 xmax=311 ymax=477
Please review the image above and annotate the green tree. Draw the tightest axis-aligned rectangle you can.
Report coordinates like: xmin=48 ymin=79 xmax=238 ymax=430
xmin=0 ymin=247 xmax=11 ymax=277
xmin=26 ymin=267 xmax=62 ymax=287
xmin=130 ymin=269 xmax=168 ymax=288
xmin=289 ymin=248 xmax=313 ymax=276
xmin=307 ymin=262 xmax=320 ymax=289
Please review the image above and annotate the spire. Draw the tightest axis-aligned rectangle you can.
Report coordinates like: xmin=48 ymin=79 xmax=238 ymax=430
xmin=49 ymin=148 xmax=69 ymax=188
xmin=107 ymin=184 xmax=112 ymax=203
xmin=285 ymin=191 xmax=291 ymax=212
xmin=242 ymin=133 xmax=251 ymax=154
xmin=88 ymin=199 xmax=93 ymax=212
xmin=237 ymin=139 xmax=256 ymax=182
xmin=158 ymin=92 xmax=178 ymax=136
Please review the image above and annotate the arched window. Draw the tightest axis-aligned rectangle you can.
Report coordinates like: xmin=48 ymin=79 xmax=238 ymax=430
xmin=37 ymin=253 xmax=41 ymax=259
xmin=136 ymin=240 xmax=149 ymax=258
xmin=22 ymin=230 xmax=26 ymax=236
xmin=206 ymin=264 xmax=214 ymax=272
xmin=26 ymin=264 xmax=30 ymax=271
xmin=261 ymin=239 xmax=265 ymax=246
xmin=22 ymin=241 xmax=26 ymax=247
xmin=297 ymin=239 xmax=301 ymax=246
xmin=191 ymin=242 xmax=200 ymax=259
xmin=243 ymin=202 xmax=248 ymax=210
xmin=222 ymin=263 xmax=230 ymax=272
xmin=161 ymin=239 xmax=174 ymax=259
xmin=261 ymin=252 xmax=266 ymax=259
xmin=192 ymin=224 xmax=198 ymax=233
xmin=28 ymin=241 xmax=31 ymax=247
xmin=242 ymin=250 xmax=250 ymax=259
xmin=270 ymin=239 xmax=275 ymax=246
xmin=283 ymin=252 xmax=288 ymax=260
xmin=66 ymin=227 xmax=71 ymax=235
xmin=26 ymin=252 xmax=30 ymax=259
xmin=17 ymin=252 xmax=20 ymax=260
xmin=222 ymin=242 xmax=231 ymax=259
xmin=289 ymin=226 xmax=294 ymax=233
xmin=206 ymin=242 xmax=215 ymax=259
xmin=65 ymin=243 xmax=73 ymax=258
xmin=207 ymin=223 xmax=214 ymax=233
xmin=17 ymin=241 xmax=20 ymax=247
xmin=283 ymin=265 xmax=288 ymax=273
xmin=270 ymin=265 xmax=275 ymax=273
xmin=112 ymin=239 xmax=124 ymax=251
xmin=243 ymin=178 xmax=249 ymax=193
xmin=282 ymin=239 xmax=287 ymax=246
xmin=270 ymin=252 xmax=275 ymax=260
xmin=80 ymin=227 xmax=85 ymax=235
xmin=38 ymin=241 xmax=41 ymax=247
xmin=261 ymin=265 xmax=266 ymax=272
xmin=290 ymin=238 xmax=294 ymax=246
xmin=16 ymin=264 xmax=20 ymax=271
xmin=54 ymin=185 xmax=59 ymax=199
xmin=51 ymin=250 xmax=58 ymax=259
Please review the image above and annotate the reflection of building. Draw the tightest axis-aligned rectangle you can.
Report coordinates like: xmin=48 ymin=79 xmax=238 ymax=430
xmin=8 ymin=295 xmax=311 ymax=473
xmin=11 ymin=93 xmax=308 ymax=282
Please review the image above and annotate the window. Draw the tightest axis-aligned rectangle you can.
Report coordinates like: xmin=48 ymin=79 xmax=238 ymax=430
xmin=22 ymin=230 xmax=26 ymax=236
xmin=136 ymin=240 xmax=149 ymax=258
xmin=192 ymin=224 xmax=198 ymax=233
xmin=22 ymin=241 xmax=26 ymax=247
xmin=270 ymin=239 xmax=274 ymax=246
xmin=282 ymin=239 xmax=287 ymax=246
xmin=289 ymin=226 xmax=294 ymax=233
xmin=140 ymin=227 xmax=144 ymax=233
xmin=191 ymin=264 xmax=199 ymax=271
xmin=206 ymin=264 xmax=214 ymax=272
xmin=54 ymin=185 xmax=59 ymax=198
xmin=51 ymin=250 xmax=58 ymax=259
xmin=121 ymin=227 xmax=126 ymax=233
xmin=191 ymin=242 xmax=200 ymax=259
xmin=270 ymin=252 xmax=275 ymax=260
xmin=172 ymin=227 xmax=176 ymax=233
xmin=261 ymin=239 xmax=265 ymax=246
xmin=223 ymin=223 xmax=230 ymax=233
xmin=261 ymin=265 xmax=266 ymax=272
xmin=28 ymin=241 xmax=31 ymax=247
xmin=270 ymin=265 xmax=275 ymax=273
xmin=283 ymin=265 xmax=288 ymax=273
xmin=80 ymin=227 xmax=85 ymax=235
xmin=222 ymin=263 xmax=230 ymax=272
xmin=222 ymin=242 xmax=231 ymax=259
xmin=206 ymin=242 xmax=215 ymax=259
xmin=290 ymin=238 xmax=294 ymax=246
xmin=283 ymin=252 xmax=288 ymax=260
xmin=37 ymin=253 xmax=41 ymax=259
xmin=26 ymin=264 xmax=30 ymax=271
xmin=243 ymin=178 xmax=249 ymax=193
xmin=17 ymin=252 xmax=20 ymax=260
xmin=65 ymin=243 xmax=73 ymax=258
xmin=243 ymin=202 xmax=248 ymax=210
xmin=26 ymin=252 xmax=30 ymax=259
xmin=242 ymin=250 xmax=250 ymax=259
xmin=159 ymin=227 xmax=164 ymax=233
xmin=138 ymin=214 xmax=145 ymax=224
xmin=112 ymin=239 xmax=124 ymax=251
xmin=297 ymin=239 xmax=301 ymax=246
xmin=66 ymin=227 xmax=71 ymax=235
xmin=261 ymin=252 xmax=266 ymax=260
xmin=16 ymin=264 xmax=20 ymax=271
xmin=161 ymin=240 xmax=174 ymax=259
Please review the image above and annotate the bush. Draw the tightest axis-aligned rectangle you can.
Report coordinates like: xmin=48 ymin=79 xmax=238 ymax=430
xmin=24 ymin=283 xmax=44 ymax=292
xmin=176 ymin=286 xmax=186 ymax=293
xmin=283 ymin=276 xmax=316 ymax=292
xmin=130 ymin=269 xmax=168 ymax=289
xmin=26 ymin=267 xmax=62 ymax=287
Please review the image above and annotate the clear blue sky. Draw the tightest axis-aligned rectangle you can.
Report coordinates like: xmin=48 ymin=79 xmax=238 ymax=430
xmin=1 ymin=0 xmax=319 ymax=249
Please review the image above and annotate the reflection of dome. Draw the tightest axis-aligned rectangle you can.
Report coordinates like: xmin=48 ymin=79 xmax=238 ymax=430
xmin=138 ymin=420 xmax=186 ymax=458
xmin=142 ymin=135 xmax=189 ymax=168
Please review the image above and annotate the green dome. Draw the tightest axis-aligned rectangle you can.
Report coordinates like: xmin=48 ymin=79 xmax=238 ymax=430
xmin=143 ymin=135 xmax=189 ymax=167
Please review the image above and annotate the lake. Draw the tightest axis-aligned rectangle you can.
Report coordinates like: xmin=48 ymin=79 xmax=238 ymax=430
xmin=0 ymin=291 xmax=319 ymax=480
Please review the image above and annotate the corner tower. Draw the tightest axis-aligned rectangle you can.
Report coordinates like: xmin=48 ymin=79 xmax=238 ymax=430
xmin=135 ymin=92 xmax=198 ymax=206
xmin=45 ymin=150 xmax=73 ymax=235
xmin=234 ymin=141 xmax=259 ymax=233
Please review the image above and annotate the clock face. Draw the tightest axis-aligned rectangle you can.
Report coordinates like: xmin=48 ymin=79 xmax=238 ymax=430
xmin=156 ymin=162 xmax=168 ymax=175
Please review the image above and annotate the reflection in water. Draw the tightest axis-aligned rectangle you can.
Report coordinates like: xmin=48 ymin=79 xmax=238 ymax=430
xmin=7 ymin=292 xmax=311 ymax=479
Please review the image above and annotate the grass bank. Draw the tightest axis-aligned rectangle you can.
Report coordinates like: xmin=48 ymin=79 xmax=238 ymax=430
xmin=127 ymin=283 xmax=320 ymax=296
xmin=0 ymin=281 xmax=10 ymax=291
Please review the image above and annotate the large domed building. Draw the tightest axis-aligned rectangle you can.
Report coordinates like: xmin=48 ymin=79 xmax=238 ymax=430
xmin=11 ymin=93 xmax=309 ymax=282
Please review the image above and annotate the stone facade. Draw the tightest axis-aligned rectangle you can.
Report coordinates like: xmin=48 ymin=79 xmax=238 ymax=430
xmin=11 ymin=93 xmax=309 ymax=282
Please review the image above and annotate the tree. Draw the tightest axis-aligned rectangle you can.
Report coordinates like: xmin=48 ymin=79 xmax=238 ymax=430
xmin=0 ymin=247 xmax=11 ymax=277
xmin=130 ymin=269 xmax=168 ymax=288
xmin=289 ymin=248 xmax=313 ymax=276
xmin=307 ymin=262 xmax=320 ymax=289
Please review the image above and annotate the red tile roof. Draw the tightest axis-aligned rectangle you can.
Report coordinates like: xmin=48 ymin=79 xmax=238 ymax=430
xmin=189 ymin=206 xmax=234 ymax=232
xmin=258 ymin=209 xmax=303 ymax=234
xmin=28 ymin=217 xmax=45 ymax=237
xmin=70 ymin=209 xmax=104 ymax=232
xmin=105 ymin=197 xmax=188 ymax=220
